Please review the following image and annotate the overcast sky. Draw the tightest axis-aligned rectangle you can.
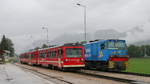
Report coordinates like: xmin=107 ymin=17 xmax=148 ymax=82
xmin=0 ymin=0 xmax=150 ymax=54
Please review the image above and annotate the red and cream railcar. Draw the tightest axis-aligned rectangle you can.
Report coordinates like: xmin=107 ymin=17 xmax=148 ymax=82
xmin=20 ymin=44 xmax=85 ymax=70
xmin=20 ymin=50 xmax=39 ymax=65
xmin=20 ymin=53 xmax=29 ymax=64
xmin=29 ymin=50 xmax=39 ymax=65
xmin=38 ymin=44 xmax=85 ymax=70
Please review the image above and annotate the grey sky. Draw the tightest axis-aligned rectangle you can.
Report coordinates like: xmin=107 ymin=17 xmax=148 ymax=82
xmin=0 ymin=0 xmax=150 ymax=53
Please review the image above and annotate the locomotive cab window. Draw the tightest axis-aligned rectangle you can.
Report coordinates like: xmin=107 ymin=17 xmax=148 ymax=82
xmin=66 ymin=48 xmax=82 ymax=58
xmin=115 ymin=41 xmax=127 ymax=50
xmin=106 ymin=40 xmax=127 ymax=50
xmin=101 ymin=44 xmax=105 ymax=49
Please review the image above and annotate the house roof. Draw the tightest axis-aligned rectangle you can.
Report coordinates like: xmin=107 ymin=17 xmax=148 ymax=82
xmin=0 ymin=50 xmax=5 ymax=54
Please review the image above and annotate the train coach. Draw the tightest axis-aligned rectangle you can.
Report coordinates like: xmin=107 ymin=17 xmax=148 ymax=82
xmin=84 ymin=39 xmax=129 ymax=71
xmin=20 ymin=50 xmax=39 ymax=65
xmin=20 ymin=43 xmax=85 ymax=70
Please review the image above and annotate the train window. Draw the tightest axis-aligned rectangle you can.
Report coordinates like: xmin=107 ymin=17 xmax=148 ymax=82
xmin=47 ymin=50 xmax=57 ymax=58
xmin=115 ymin=41 xmax=127 ymax=49
xmin=44 ymin=53 xmax=46 ymax=58
xmin=51 ymin=51 xmax=56 ymax=58
xmin=48 ymin=51 xmax=51 ymax=58
xmin=101 ymin=44 xmax=105 ymax=49
xmin=47 ymin=50 xmax=54 ymax=58
xmin=51 ymin=52 xmax=53 ymax=58
xmin=34 ymin=53 xmax=37 ymax=58
xmin=105 ymin=41 xmax=126 ymax=49
xmin=66 ymin=48 xmax=82 ymax=58
xmin=54 ymin=51 xmax=57 ymax=57
xmin=52 ymin=51 xmax=56 ymax=58
xmin=31 ymin=54 xmax=33 ymax=59
xmin=31 ymin=54 xmax=35 ymax=59
xmin=51 ymin=51 xmax=53 ymax=58
xmin=50 ymin=51 xmax=52 ymax=57
xmin=19 ymin=55 xmax=21 ymax=58
xmin=52 ymin=51 xmax=54 ymax=57
xmin=40 ymin=52 xmax=46 ymax=58
xmin=104 ymin=42 xmax=108 ymax=49
xmin=58 ymin=49 xmax=63 ymax=55
xmin=108 ymin=41 xmax=115 ymax=48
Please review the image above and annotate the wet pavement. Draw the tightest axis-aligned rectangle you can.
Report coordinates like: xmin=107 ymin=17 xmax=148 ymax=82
xmin=0 ymin=64 xmax=55 ymax=84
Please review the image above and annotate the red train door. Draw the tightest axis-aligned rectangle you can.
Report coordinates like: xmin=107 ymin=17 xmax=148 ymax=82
xmin=58 ymin=48 xmax=64 ymax=68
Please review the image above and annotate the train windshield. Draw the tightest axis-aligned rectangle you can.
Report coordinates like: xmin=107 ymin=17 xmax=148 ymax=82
xmin=107 ymin=41 xmax=126 ymax=49
xmin=66 ymin=48 xmax=82 ymax=57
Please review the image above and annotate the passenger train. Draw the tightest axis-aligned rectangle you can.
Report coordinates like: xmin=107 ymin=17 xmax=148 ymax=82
xmin=20 ymin=43 xmax=85 ymax=70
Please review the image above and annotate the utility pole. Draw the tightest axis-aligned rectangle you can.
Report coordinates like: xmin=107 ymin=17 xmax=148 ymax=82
xmin=77 ymin=3 xmax=87 ymax=42
xmin=42 ymin=27 xmax=49 ymax=45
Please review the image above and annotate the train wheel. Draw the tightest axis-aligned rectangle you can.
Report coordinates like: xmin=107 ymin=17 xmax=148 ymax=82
xmin=85 ymin=62 xmax=92 ymax=69
xmin=61 ymin=68 xmax=67 ymax=72
xmin=52 ymin=66 xmax=56 ymax=70
xmin=48 ymin=65 xmax=52 ymax=69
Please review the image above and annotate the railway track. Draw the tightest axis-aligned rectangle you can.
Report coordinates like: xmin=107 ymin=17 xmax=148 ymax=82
xmin=75 ymin=70 xmax=135 ymax=83
xmin=79 ymin=70 xmax=150 ymax=84
xmin=16 ymin=64 xmax=150 ymax=84
xmin=86 ymin=68 xmax=150 ymax=77
xmin=107 ymin=71 xmax=150 ymax=77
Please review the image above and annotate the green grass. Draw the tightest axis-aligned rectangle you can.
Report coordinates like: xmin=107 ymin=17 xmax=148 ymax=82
xmin=126 ymin=58 xmax=150 ymax=74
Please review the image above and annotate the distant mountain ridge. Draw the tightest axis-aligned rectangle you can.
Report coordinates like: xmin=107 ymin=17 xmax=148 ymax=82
xmin=30 ymin=29 xmax=126 ymax=46
xmin=29 ymin=28 xmax=150 ymax=49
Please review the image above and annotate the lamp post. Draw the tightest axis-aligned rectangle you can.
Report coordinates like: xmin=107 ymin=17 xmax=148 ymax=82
xmin=42 ymin=27 xmax=49 ymax=44
xmin=77 ymin=3 xmax=87 ymax=42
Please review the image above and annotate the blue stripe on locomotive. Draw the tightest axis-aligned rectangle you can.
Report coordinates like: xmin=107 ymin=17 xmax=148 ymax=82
xmin=84 ymin=40 xmax=128 ymax=61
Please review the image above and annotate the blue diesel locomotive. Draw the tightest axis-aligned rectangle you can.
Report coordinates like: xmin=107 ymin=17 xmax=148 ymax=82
xmin=84 ymin=39 xmax=129 ymax=71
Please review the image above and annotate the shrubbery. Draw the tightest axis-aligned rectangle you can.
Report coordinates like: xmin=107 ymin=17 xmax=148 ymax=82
xmin=128 ymin=45 xmax=150 ymax=58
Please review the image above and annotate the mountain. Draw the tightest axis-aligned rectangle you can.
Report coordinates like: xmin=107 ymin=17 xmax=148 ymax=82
xmin=94 ymin=29 xmax=126 ymax=39
xmin=30 ymin=28 xmax=150 ymax=49
xmin=48 ymin=29 xmax=126 ymax=45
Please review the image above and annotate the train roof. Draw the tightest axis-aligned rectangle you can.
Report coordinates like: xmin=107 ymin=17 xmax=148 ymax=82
xmin=21 ymin=43 xmax=83 ymax=54
xmin=85 ymin=39 xmax=125 ymax=45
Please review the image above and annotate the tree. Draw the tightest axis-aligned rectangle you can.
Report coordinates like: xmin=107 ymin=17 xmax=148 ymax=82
xmin=42 ymin=44 xmax=48 ymax=48
xmin=128 ymin=45 xmax=142 ymax=58
xmin=34 ymin=47 xmax=40 ymax=50
xmin=127 ymin=45 xmax=150 ymax=58
xmin=0 ymin=35 xmax=15 ymax=57
xmin=6 ymin=38 xmax=15 ymax=56
xmin=0 ymin=35 xmax=7 ymax=50
xmin=145 ymin=45 xmax=150 ymax=56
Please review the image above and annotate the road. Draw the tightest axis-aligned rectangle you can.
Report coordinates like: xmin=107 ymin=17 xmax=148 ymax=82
xmin=0 ymin=64 xmax=55 ymax=84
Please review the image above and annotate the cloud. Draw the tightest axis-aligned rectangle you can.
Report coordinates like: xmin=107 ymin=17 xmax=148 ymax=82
xmin=0 ymin=0 xmax=150 ymax=53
